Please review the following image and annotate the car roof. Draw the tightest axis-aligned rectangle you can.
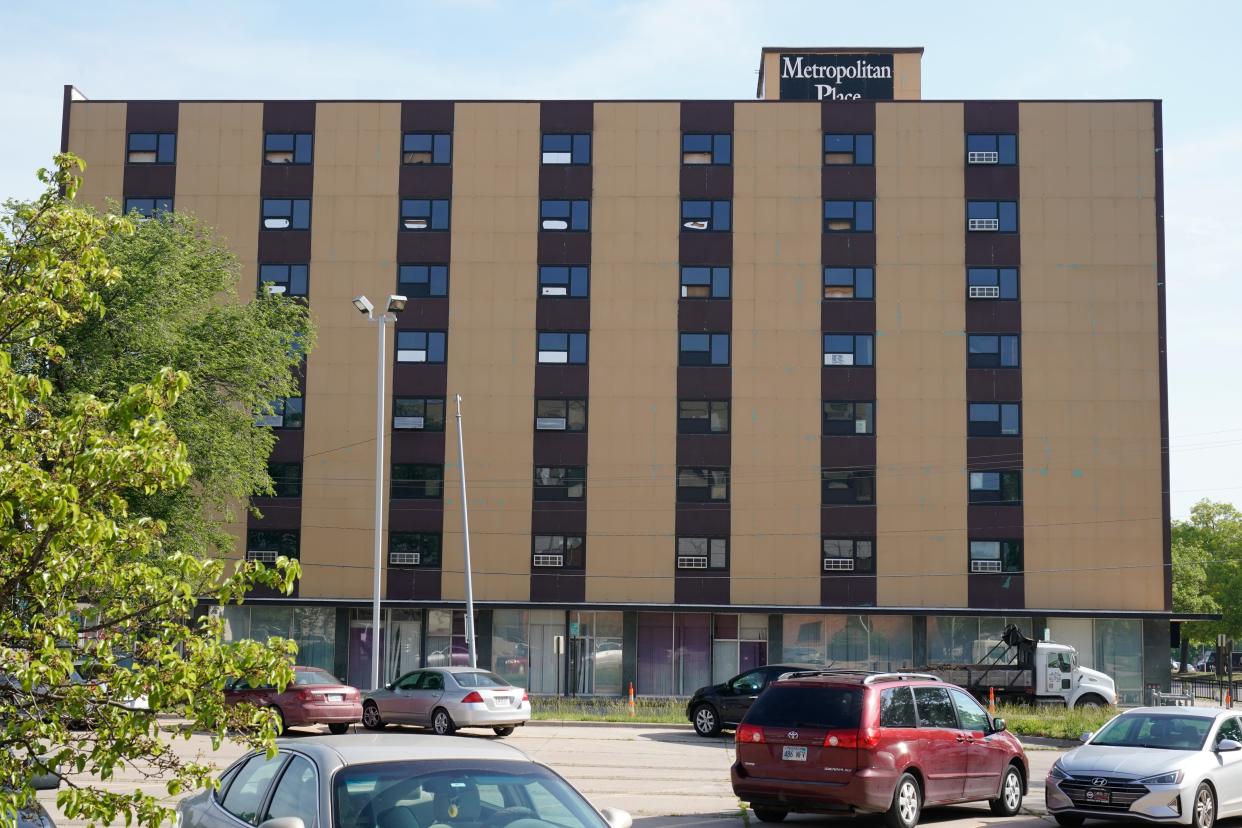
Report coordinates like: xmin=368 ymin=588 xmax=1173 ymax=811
xmin=435 ymin=666 xmax=498 ymax=674
xmin=1115 ymin=706 xmax=1228 ymax=718
xmin=278 ymin=733 xmax=530 ymax=766
xmin=770 ymin=671 xmax=947 ymax=688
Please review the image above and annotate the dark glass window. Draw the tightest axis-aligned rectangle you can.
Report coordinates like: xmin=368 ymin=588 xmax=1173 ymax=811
xmin=391 ymin=464 xmax=444 ymax=499
xmin=823 ymin=401 xmax=874 ymax=435
xmin=126 ymin=132 xmax=176 ymax=164
xmin=402 ymin=133 xmax=452 ymax=165
xmin=538 ymin=266 xmax=589 ymax=297
xmin=262 ymin=199 xmax=310 ymax=230
xmin=913 ymin=686 xmax=958 ymax=728
xmin=823 ymin=200 xmax=874 ymax=233
xmin=967 ymin=200 xmax=1018 ymax=232
xmin=258 ymin=264 xmax=309 ymax=297
xmin=221 ymin=753 xmax=285 ymax=822
xmin=400 ymin=199 xmax=450 ymax=231
xmin=397 ymin=265 xmax=448 ymax=298
xmin=246 ymin=530 xmax=299 ymax=563
xmin=532 ymin=535 xmax=586 ymax=569
xmin=682 ymin=134 xmax=731 ymax=165
xmin=967 ymin=334 xmax=1020 ymax=368
xmin=393 ymin=397 xmax=446 ymax=431
xmin=967 ymin=267 xmax=1019 ymax=300
xmin=389 ymin=532 xmax=441 ymax=567
xmin=823 ymin=334 xmax=874 ymax=366
xmin=823 ymin=133 xmax=873 ymax=165
xmin=824 ymin=267 xmax=874 ymax=300
xmin=822 ymin=538 xmax=874 ymax=573
xmin=680 ymin=266 xmax=730 ymax=299
xmin=676 ymin=537 xmax=728 ymax=570
xmin=966 ymin=133 xmax=1017 ymax=165
xmin=681 ymin=200 xmax=731 ymax=232
xmin=679 ymin=333 xmax=730 ymax=366
xmin=257 ymin=397 xmax=303 ymax=430
xmin=536 ymin=332 xmax=588 ymax=364
xmin=541 ymin=134 xmax=591 ymax=165
xmin=677 ymin=468 xmax=729 ymax=502
xmin=967 ymin=402 xmax=1020 ymax=437
xmin=969 ymin=540 xmax=1023 ymax=573
xmin=124 ymin=198 xmax=173 ymax=218
xmin=540 ymin=200 xmax=590 ymax=231
xmin=678 ymin=400 xmax=729 ymax=434
xmin=264 ymin=133 xmax=313 ymax=165
xmin=533 ymin=466 xmax=585 ymax=501
xmin=535 ymin=399 xmax=586 ymax=432
xmin=821 ymin=469 xmax=875 ymax=504
xmin=396 ymin=331 xmax=447 ymax=364
xmin=968 ymin=471 xmax=1022 ymax=504
xmin=880 ymin=686 xmax=917 ymax=727
xmin=265 ymin=462 xmax=302 ymax=498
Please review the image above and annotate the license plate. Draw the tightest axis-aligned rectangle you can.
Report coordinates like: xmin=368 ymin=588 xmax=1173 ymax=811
xmin=1085 ymin=789 xmax=1110 ymax=804
xmin=782 ymin=746 xmax=807 ymax=762
xmin=494 ymin=696 xmax=510 ymax=706
xmin=326 ymin=694 xmax=344 ymax=702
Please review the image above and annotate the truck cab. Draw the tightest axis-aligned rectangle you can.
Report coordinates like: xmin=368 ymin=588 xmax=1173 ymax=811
xmin=1035 ymin=642 xmax=1116 ymax=707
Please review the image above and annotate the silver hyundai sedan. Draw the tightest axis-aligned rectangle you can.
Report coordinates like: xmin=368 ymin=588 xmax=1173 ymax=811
xmin=362 ymin=668 xmax=531 ymax=737
xmin=1046 ymin=706 xmax=1242 ymax=828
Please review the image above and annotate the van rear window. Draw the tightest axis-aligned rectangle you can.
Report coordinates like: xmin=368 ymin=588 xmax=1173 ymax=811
xmin=745 ymin=686 xmax=861 ymax=729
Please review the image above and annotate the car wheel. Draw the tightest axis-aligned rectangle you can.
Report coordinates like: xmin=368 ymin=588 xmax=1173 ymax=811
xmin=1194 ymin=782 xmax=1216 ymax=828
xmin=885 ymin=773 xmax=921 ymax=828
xmin=432 ymin=707 xmax=456 ymax=736
xmin=752 ymin=807 xmax=787 ymax=823
xmin=269 ymin=706 xmax=286 ymax=736
xmin=1075 ymin=695 xmax=1104 ymax=709
xmin=692 ymin=703 xmax=722 ymax=737
xmin=989 ymin=765 xmax=1023 ymax=816
xmin=327 ymin=722 xmax=349 ymax=735
xmin=362 ymin=702 xmax=385 ymax=731
xmin=1053 ymin=815 xmax=1085 ymax=827
xmin=493 ymin=726 xmax=515 ymax=737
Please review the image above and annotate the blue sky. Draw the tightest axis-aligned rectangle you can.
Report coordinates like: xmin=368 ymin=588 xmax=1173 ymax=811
xmin=2 ymin=0 xmax=1239 ymax=518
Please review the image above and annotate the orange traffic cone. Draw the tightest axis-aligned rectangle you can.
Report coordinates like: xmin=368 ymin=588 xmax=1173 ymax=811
xmin=988 ymin=687 xmax=996 ymax=715
xmin=628 ymin=682 xmax=636 ymax=717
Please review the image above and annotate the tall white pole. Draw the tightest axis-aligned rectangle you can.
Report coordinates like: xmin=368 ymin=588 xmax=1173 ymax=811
xmin=370 ymin=313 xmax=387 ymax=691
xmin=455 ymin=394 xmax=477 ymax=668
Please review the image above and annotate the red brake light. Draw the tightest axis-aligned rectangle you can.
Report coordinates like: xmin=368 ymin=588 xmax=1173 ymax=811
xmin=296 ymin=689 xmax=316 ymax=702
xmin=521 ymin=691 xmax=529 ymax=703
xmin=822 ymin=729 xmax=858 ymax=748
xmin=736 ymin=723 xmax=765 ymax=744
xmin=461 ymin=691 xmax=484 ymax=704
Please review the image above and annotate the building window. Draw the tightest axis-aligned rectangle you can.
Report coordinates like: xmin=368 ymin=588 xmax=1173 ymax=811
xmin=264 ymin=133 xmax=312 ymax=165
xmin=679 ymin=333 xmax=729 ymax=366
xmin=535 ymin=399 xmax=586 ymax=432
xmin=389 ymin=532 xmax=441 ymax=567
xmin=966 ymin=133 xmax=1017 ymax=166
xmin=266 ymin=462 xmax=302 ymax=498
xmin=822 ymin=538 xmax=874 ymax=572
xmin=678 ymin=400 xmax=729 ymax=434
xmin=967 ymin=334 xmax=1019 ymax=368
xmin=538 ymin=265 xmax=589 ymax=297
xmin=540 ymin=200 xmax=590 ymax=231
xmin=680 ymin=266 xmax=730 ymax=299
xmin=400 ymin=199 xmax=450 ymax=231
xmin=392 ymin=464 xmax=444 ymax=499
xmin=397 ymin=264 xmax=448 ymax=298
xmin=676 ymin=537 xmax=728 ymax=570
xmin=396 ymin=331 xmax=447 ymax=363
xmin=677 ymin=468 xmax=729 ymax=502
xmin=824 ymin=267 xmax=874 ymax=300
xmin=823 ymin=200 xmax=873 ymax=233
xmin=823 ymin=334 xmax=873 ymax=367
xmin=261 ymin=199 xmax=310 ymax=230
xmin=681 ymin=200 xmax=731 ymax=232
xmin=126 ymin=132 xmax=176 ymax=164
xmin=393 ymin=397 xmax=446 ymax=431
xmin=967 ymin=267 xmax=1018 ymax=300
xmin=246 ymin=529 xmax=299 ymax=563
xmin=967 ymin=200 xmax=1018 ymax=232
xmin=969 ymin=471 xmax=1022 ymax=504
xmin=402 ymin=133 xmax=451 ymax=165
xmin=532 ymin=535 xmax=585 ymax=569
xmin=823 ymin=133 xmax=873 ymax=166
xmin=823 ymin=401 xmax=874 ymax=435
xmin=967 ymin=402 xmax=1020 ymax=437
xmin=258 ymin=264 xmax=308 ymax=297
xmin=822 ymin=469 xmax=875 ymax=504
xmin=256 ymin=397 xmax=303 ymax=430
xmin=124 ymin=198 xmax=173 ymax=218
xmin=533 ymin=466 xmax=585 ymax=501
xmin=541 ymin=134 xmax=591 ymax=165
xmin=682 ymin=134 xmax=731 ymax=165
xmin=536 ymin=332 xmax=588 ymax=364
xmin=969 ymin=540 xmax=1022 ymax=574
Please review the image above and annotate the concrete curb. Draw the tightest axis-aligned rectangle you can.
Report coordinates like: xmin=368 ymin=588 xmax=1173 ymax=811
xmin=528 ymin=719 xmax=694 ymax=730
xmin=1019 ymin=735 xmax=1079 ymax=749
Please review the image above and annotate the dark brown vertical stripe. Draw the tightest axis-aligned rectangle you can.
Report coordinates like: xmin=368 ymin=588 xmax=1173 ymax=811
xmin=59 ymin=85 xmax=74 ymax=154
xmin=1154 ymin=101 xmax=1171 ymax=612
xmin=122 ymin=101 xmax=179 ymax=199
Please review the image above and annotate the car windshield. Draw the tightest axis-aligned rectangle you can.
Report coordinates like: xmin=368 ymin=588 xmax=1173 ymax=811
xmin=454 ymin=671 xmax=510 ymax=688
xmin=744 ymin=685 xmax=861 ymax=729
xmin=333 ymin=760 xmax=607 ymax=828
xmin=293 ymin=668 xmax=341 ymax=686
xmin=1091 ymin=713 xmax=1212 ymax=750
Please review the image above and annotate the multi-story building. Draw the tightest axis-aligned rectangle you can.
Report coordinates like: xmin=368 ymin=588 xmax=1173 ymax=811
xmin=60 ymin=47 xmax=1173 ymax=701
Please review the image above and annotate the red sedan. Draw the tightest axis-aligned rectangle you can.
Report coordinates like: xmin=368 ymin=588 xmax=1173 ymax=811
xmin=224 ymin=666 xmax=362 ymax=734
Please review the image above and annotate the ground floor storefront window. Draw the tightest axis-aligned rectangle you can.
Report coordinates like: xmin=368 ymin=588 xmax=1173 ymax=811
xmin=492 ymin=609 xmax=569 ymax=695
xmin=1095 ymin=618 xmax=1143 ymax=704
xmin=927 ymin=616 xmax=1034 ymax=665
xmin=213 ymin=605 xmax=336 ymax=674
xmin=345 ymin=608 xmax=424 ymax=689
xmin=782 ymin=614 xmax=913 ymax=671
xmin=711 ymin=614 xmax=769 ymax=684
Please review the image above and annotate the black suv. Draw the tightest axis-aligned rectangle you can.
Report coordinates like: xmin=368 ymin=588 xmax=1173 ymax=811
xmin=686 ymin=664 xmax=815 ymax=737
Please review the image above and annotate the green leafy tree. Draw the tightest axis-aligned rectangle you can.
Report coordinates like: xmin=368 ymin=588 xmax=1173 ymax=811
xmin=0 ymin=156 xmax=299 ymax=828
xmin=1172 ymin=500 xmax=1242 ymax=665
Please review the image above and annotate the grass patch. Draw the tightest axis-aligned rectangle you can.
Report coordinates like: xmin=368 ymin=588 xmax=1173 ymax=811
xmin=994 ymin=703 xmax=1116 ymax=741
xmin=530 ymin=696 xmax=687 ymax=724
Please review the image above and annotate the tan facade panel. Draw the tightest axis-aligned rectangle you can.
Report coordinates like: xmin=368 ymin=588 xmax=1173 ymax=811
xmin=893 ymin=53 xmax=922 ymax=100
xmin=1019 ymin=102 xmax=1162 ymax=611
xmin=874 ymin=102 xmax=967 ymax=608
xmin=586 ymin=102 xmax=680 ymax=604
xmin=730 ymin=102 xmax=822 ymax=607
xmin=65 ymin=102 xmax=126 ymax=211
xmin=300 ymin=102 xmax=402 ymax=598
xmin=442 ymin=103 xmax=541 ymax=602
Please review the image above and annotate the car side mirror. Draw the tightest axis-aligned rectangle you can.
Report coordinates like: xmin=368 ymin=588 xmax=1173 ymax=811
xmin=991 ymin=717 xmax=1007 ymax=733
xmin=31 ymin=773 xmax=61 ymax=791
xmin=259 ymin=818 xmax=306 ymax=828
xmin=600 ymin=808 xmax=632 ymax=828
xmin=1080 ymin=731 xmax=1093 ymax=743
xmin=1217 ymin=739 xmax=1242 ymax=753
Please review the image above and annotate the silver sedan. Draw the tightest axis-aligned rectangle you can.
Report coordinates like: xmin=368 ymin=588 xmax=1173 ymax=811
xmin=176 ymin=734 xmax=632 ymax=828
xmin=362 ymin=667 xmax=531 ymax=737
xmin=1046 ymin=706 xmax=1242 ymax=828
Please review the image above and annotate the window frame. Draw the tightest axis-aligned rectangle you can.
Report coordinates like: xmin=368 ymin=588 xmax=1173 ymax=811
xmin=967 ymin=267 xmax=1019 ymax=300
xmin=536 ymin=331 xmax=588 ymax=365
xmin=245 ymin=529 xmax=300 ymax=563
xmin=821 ymin=537 xmax=875 ymax=573
xmin=261 ymin=198 xmax=311 ymax=231
xmin=681 ymin=133 xmax=732 ymax=166
xmin=541 ymin=133 xmax=591 ymax=165
xmin=823 ymin=334 xmax=874 ymax=367
xmin=388 ymin=532 xmax=442 ymax=568
xmin=401 ymin=132 xmax=452 ymax=165
xmin=680 ymin=266 xmax=731 ymax=299
xmin=823 ymin=200 xmax=874 ymax=233
xmin=680 ymin=200 xmax=732 ymax=233
xmin=390 ymin=464 xmax=444 ymax=500
xmin=219 ymin=752 xmax=289 ymax=825
xmin=967 ymin=334 xmax=1020 ymax=368
xmin=399 ymin=199 xmax=450 ymax=232
xmin=532 ymin=466 xmax=586 ymax=501
xmin=676 ymin=536 xmax=729 ymax=570
xmin=531 ymin=534 xmax=586 ymax=569
xmin=395 ymin=330 xmax=447 ymax=364
xmin=823 ymin=401 xmax=875 ymax=436
xmin=396 ymin=264 xmax=449 ymax=298
xmin=538 ymin=265 xmax=590 ymax=298
xmin=258 ymin=263 xmax=309 ymax=297
xmin=677 ymin=400 xmax=729 ymax=434
xmin=262 ymin=752 xmax=320 ymax=828
xmin=392 ymin=397 xmax=446 ymax=431
xmin=126 ymin=132 xmax=176 ymax=165
xmin=967 ymin=402 xmax=1020 ymax=437
xmin=823 ymin=133 xmax=874 ymax=166
xmin=256 ymin=396 xmax=303 ymax=430
xmin=823 ymin=266 xmax=874 ymax=300
xmin=966 ymin=200 xmax=1019 ymax=233
xmin=969 ymin=540 xmax=1023 ymax=574
xmin=679 ymin=332 xmax=730 ymax=367
xmin=263 ymin=132 xmax=313 ymax=165
xmin=539 ymin=199 xmax=590 ymax=232
xmin=821 ymin=469 xmax=875 ymax=505
xmin=966 ymin=133 xmax=1018 ymax=166
xmin=123 ymin=197 xmax=173 ymax=218
xmin=968 ymin=470 xmax=1023 ymax=504
xmin=265 ymin=462 xmax=303 ymax=499
xmin=534 ymin=398 xmax=587 ymax=432
xmin=676 ymin=467 xmax=730 ymax=503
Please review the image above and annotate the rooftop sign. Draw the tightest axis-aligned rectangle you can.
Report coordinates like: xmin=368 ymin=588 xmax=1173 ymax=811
xmin=777 ymin=53 xmax=895 ymax=101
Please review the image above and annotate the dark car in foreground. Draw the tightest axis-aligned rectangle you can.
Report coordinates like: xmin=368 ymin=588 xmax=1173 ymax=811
xmin=224 ymin=666 xmax=361 ymax=735
xmin=731 ymin=670 xmax=1028 ymax=827
xmin=686 ymin=664 xmax=815 ymax=737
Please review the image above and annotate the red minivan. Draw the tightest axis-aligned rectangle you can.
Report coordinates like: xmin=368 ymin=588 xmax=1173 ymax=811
xmin=731 ymin=671 xmax=1028 ymax=827
xmin=224 ymin=666 xmax=362 ymax=735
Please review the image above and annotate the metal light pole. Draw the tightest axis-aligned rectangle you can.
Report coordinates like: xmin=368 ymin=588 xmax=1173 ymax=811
xmin=352 ymin=294 xmax=406 ymax=691
xmin=455 ymin=394 xmax=478 ymax=668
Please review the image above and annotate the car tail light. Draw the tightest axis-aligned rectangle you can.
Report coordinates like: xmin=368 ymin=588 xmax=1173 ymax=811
xmin=860 ymin=725 xmax=880 ymax=749
xmin=296 ymin=689 xmax=316 ymax=702
xmin=822 ymin=729 xmax=858 ymax=748
xmin=736 ymin=723 xmax=765 ymax=744
xmin=461 ymin=691 xmax=484 ymax=704
xmin=521 ymin=691 xmax=529 ymax=703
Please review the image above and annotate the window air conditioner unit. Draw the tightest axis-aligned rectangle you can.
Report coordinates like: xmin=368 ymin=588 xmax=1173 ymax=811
xmin=247 ymin=550 xmax=278 ymax=563
xmin=969 ymin=285 xmax=1001 ymax=299
xmin=968 ymin=218 xmax=1000 ymax=231
xmin=266 ymin=284 xmax=287 ymax=295
xmin=394 ymin=416 xmax=425 ymax=430
xmin=971 ymin=560 xmax=1003 ymax=573
xmin=824 ymin=353 xmax=854 ymax=366
xmin=403 ymin=218 xmax=428 ymax=230
xmin=390 ymin=552 xmax=421 ymax=566
xmin=397 ymin=350 xmax=427 ymax=363
xmin=683 ymin=220 xmax=709 ymax=231
xmin=255 ymin=414 xmax=284 ymax=428
xmin=968 ymin=151 xmax=1000 ymax=164
xmin=264 ymin=218 xmax=291 ymax=230
xmin=537 ymin=351 xmax=568 ymax=364
xmin=542 ymin=152 xmax=572 ymax=164
xmin=823 ymin=558 xmax=856 ymax=571
xmin=542 ymin=219 xmax=569 ymax=231
xmin=541 ymin=286 xmax=568 ymax=296
xmin=533 ymin=554 xmax=564 ymax=567
xmin=677 ymin=555 xmax=709 ymax=570
xmin=536 ymin=417 xmax=567 ymax=430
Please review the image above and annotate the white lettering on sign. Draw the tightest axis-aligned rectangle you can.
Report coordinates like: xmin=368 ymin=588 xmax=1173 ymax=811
xmin=815 ymin=84 xmax=862 ymax=101
xmin=781 ymin=56 xmax=893 ymax=82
